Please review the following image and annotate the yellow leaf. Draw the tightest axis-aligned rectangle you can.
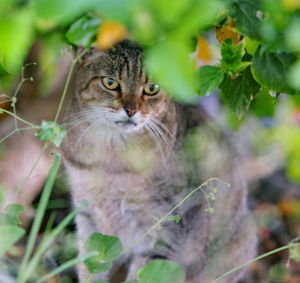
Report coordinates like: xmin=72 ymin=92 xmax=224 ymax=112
xmin=196 ymin=36 xmax=212 ymax=64
xmin=215 ymin=17 xmax=240 ymax=45
xmin=282 ymin=0 xmax=300 ymax=11
xmin=95 ymin=21 xmax=128 ymax=50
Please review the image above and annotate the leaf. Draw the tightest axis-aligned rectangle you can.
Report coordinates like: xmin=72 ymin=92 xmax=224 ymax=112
xmin=37 ymin=121 xmax=67 ymax=147
xmin=84 ymin=257 xmax=113 ymax=274
xmin=0 ymin=8 xmax=34 ymax=74
xmin=0 ymin=185 xmax=3 ymax=204
xmin=0 ymin=225 xmax=25 ymax=257
xmin=0 ymin=213 xmax=19 ymax=225
xmin=84 ymin=233 xmax=123 ymax=261
xmin=5 ymin=203 xmax=24 ymax=224
xmin=220 ymin=39 xmax=245 ymax=74
xmin=230 ymin=0 xmax=262 ymax=40
xmin=162 ymin=215 xmax=181 ymax=224
xmin=66 ymin=13 xmax=101 ymax=47
xmin=95 ymin=20 xmax=127 ymax=50
xmin=251 ymin=88 xmax=276 ymax=117
xmin=220 ymin=67 xmax=261 ymax=118
xmin=137 ymin=260 xmax=185 ymax=283
xmin=252 ymin=48 xmax=300 ymax=95
xmin=144 ymin=39 xmax=196 ymax=101
xmin=197 ymin=65 xmax=224 ymax=96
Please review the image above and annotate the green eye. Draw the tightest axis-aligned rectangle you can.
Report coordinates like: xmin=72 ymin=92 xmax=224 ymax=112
xmin=101 ymin=77 xmax=119 ymax=90
xmin=144 ymin=84 xmax=160 ymax=96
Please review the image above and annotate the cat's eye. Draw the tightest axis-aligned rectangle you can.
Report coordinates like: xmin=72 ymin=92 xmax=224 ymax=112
xmin=143 ymin=84 xmax=160 ymax=96
xmin=101 ymin=77 xmax=120 ymax=90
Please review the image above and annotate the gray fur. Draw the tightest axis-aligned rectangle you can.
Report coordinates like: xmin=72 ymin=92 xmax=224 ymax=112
xmin=61 ymin=40 xmax=257 ymax=282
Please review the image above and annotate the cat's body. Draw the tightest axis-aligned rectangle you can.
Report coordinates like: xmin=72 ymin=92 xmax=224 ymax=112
xmin=61 ymin=40 xmax=256 ymax=282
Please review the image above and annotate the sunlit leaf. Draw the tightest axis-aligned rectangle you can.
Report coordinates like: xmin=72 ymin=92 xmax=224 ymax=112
xmin=66 ymin=13 xmax=101 ymax=47
xmin=145 ymin=39 xmax=196 ymax=101
xmin=0 ymin=225 xmax=25 ymax=257
xmin=137 ymin=260 xmax=185 ymax=283
xmin=198 ymin=65 xmax=224 ymax=96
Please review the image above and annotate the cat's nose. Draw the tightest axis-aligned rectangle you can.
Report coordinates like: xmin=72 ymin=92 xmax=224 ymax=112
xmin=124 ymin=107 xmax=137 ymax=117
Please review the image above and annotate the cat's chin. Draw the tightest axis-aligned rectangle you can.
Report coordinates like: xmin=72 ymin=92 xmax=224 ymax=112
xmin=114 ymin=120 xmax=141 ymax=132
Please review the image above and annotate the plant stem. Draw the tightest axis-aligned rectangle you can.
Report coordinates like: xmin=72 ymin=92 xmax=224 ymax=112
xmin=0 ymin=108 xmax=39 ymax=128
xmin=211 ymin=243 xmax=300 ymax=283
xmin=17 ymin=152 xmax=61 ymax=283
xmin=36 ymin=252 xmax=98 ymax=283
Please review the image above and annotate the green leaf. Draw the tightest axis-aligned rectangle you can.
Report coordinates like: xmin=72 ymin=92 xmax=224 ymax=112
xmin=221 ymin=39 xmax=245 ymax=74
xmin=137 ymin=260 xmax=185 ymax=283
xmin=85 ymin=233 xmax=123 ymax=262
xmin=66 ymin=13 xmax=101 ymax=47
xmin=230 ymin=0 xmax=262 ymax=40
xmin=0 ymin=213 xmax=19 ymax=225
xmin=84 ymin=257 xmax=113 ymax=274
xmin=197 ymin=65 xmax=224 ymax=96
xmin=145 ymin=39 xmax=196 ymax=101
xmin=37 ymin=121 xmax=67 ymax=147
xmin=0 ymin=225 xmax=25 ymax=257
xmin=220 ymin=67 xmax=261 ymax=118
xmin=5 ymin=203 xmax=24 ymax=224
xmin=251 ymin=88 xmax=276 ymax=117
xmin=162 ymin=215 xmax=181 ymax=224
xmin=0 ymin=8 xmax=34 ymax=74
xmin=252 ymin=48 xmax=300 ymax=95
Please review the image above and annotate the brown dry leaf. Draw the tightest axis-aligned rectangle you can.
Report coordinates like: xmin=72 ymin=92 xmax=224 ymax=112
xmin=215 ymin=17 xmax=240 ymax=45
xmin=196 ymin=36 xmax=212 ymax=64
xmin=95 ymin=20 xmax=128 ymax=50
xmin=278 ymin=198 xmax=300 ymax=217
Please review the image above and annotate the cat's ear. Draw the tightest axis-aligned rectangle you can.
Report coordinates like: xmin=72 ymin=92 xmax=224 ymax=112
xmin=75 ymin=47 xmax=104 ymax=65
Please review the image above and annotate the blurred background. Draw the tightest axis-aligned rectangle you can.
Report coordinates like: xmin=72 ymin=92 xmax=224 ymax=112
xmin=0 ymin=0 xmax=300 ymax=282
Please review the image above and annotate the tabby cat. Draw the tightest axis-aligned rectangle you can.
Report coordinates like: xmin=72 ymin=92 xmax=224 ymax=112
xmin=61 ymin=40 xmax=256 ymax=282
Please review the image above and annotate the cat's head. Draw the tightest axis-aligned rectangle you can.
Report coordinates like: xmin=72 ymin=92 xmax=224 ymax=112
xmin=72 ymin=40 xmax=171 ymax=134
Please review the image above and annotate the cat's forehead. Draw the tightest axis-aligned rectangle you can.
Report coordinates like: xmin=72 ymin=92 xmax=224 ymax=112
xmin=82 ymin=40 xmax=145 ymax=81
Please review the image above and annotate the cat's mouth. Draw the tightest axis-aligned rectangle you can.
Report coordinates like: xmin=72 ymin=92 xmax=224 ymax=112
xmin=115 ymin=120 xmax=137 ymax=128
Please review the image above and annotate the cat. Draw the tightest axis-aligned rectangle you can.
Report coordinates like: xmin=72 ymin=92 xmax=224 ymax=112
xmin=61 ymin=40 xmax=257 ymax=283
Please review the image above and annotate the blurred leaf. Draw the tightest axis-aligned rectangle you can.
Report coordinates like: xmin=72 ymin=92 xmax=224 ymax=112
xmin=0 ymin=213 xmax=18 ymax=225
xmin=93 ymin=281 xmax=110 ymax=283
xmin=162 ymin=215 xmax=181 ymax=224
xmin=137 ymin=260 xmax=185 ymax=283
xmin=5 ymin=204 xmax=24 ymax=224
xmin=32 ymin=0 xmax=97 ymax=27
xmin=220 ymin=67 xmax=260 ymax=118
xmin=289 ymin=243 xmax=300 ymax=262
xmin=0 ymin=225 xmax=25 ymax=257
xmin=197 ymin=65 xmax=224 ymax=96
xmin=0 ymin=185 xmax=3 ymax=204
xmin=37 ymin=121 xmax=67 ymax=147
xmin=286 ymin=17 xmax=300 ymax=52
xmin=268 ymin=263 xmax=288 ymax=281
xmin=66 ymin=13 xmax=101 ymax=47
xmin=0 ymin=8 xmax=34 ymax=74
xmin=244 ymin=36 xmax=260 ymax=56
xmin=251 ymin=88 xmax=276 ymax=117
xmin=197 ymin=36 xmax=212 ymax=64
xmin=145 ymin=39 xmax=196 ymax=101
xmin=95 ymin=20 xmax=127 ymax=50
xmin=230 ymin=0 xmax=262 ymax=40
xmin=252 ymin=48 xmax=300 ymax=94
xmin=84 ymin=257 xmax=112 ymax=274
xmin=289 ymin=59 xmax=300 ymax=90
xmin=85 ymin=232 xmax=123 ymax=261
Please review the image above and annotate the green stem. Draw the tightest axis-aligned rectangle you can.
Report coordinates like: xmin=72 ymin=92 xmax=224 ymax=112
xmin=0 ymin=127 xmax=33 ymax=144
xmin=21 ymin=207 xmax=81 ymax=282
xmin=17 ymin=152 xmax=61 ymax=283
xmin=36 ymin=252 xmax=98 ymax=283
xmin=124 ymin=178 xmax=221 ymax=253
xmin=211 ymin=243 xmax=300 ymax=283
xmin=0 ymin=108 xmax=39 ymax=128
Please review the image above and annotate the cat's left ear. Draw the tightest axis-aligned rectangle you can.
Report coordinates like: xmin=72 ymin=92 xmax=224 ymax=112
xmin=75 ymin=47 xmax=104 ymax=65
